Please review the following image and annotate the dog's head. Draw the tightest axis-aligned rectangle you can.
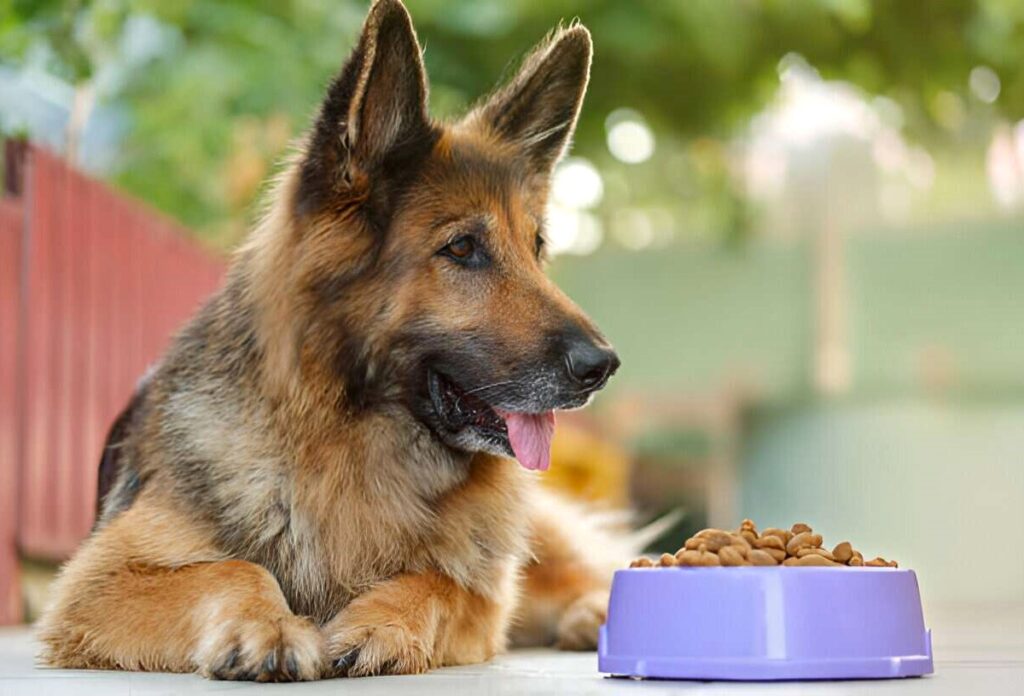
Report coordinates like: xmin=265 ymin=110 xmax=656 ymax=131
xmin=277 ymin=0 xmax=618 ymax=471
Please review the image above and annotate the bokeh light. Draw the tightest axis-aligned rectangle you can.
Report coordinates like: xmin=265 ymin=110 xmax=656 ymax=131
xmin=546 ymin=204 xmax=603 ymax=256
xmin=551 ymin=157 xmax=604 ymax=209
xmin=605 ymin=108 xmax=655 ymax=164
xmin=969 ymin=65 xmax=1001 ymax=104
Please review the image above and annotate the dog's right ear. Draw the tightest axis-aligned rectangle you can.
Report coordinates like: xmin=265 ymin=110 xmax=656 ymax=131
xmin=466 ymin=24 xmax=592 ymax=174
xmin=296 ymin=0 xmax=433 ymax=218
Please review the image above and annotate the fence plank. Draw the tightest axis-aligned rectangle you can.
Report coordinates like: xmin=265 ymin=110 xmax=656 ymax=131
xmin=13 ymin=144 xmax=224 ymax=565
xmin=0 ymin=196 xmax=24 ymax=624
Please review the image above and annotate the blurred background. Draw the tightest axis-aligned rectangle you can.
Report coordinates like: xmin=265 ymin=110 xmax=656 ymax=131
xmin=2 ymin=0 xmax=1024 ymax=621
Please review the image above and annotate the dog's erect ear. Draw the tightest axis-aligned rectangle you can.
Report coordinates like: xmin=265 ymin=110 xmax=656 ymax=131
xmin=468 ymin=24 xmax=592 ymax=173
xmin=297 ymin=0 xmax=433 ymax=216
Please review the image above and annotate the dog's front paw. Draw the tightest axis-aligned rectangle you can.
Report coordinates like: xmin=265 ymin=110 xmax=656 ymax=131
xmin=556 ymin=590 xmax=608 ymax=651
xmin=324 ymin=598 xmax=433 ymax=677
xmin=194 ymin=611 xmax=324 ymax=681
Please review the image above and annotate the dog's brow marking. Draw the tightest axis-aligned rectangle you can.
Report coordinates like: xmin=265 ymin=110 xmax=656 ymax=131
xmin=431 ymin=214 xmax=463 ymax=230
xmin=467 ymin=218 xmax=490 ymax=237
xmin=436 ymin=215 xmax=494 ymax=243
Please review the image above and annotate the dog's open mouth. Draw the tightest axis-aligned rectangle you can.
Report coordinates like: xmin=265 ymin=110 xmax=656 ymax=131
xmin=428 ymin=370 xmax=555 ymax=471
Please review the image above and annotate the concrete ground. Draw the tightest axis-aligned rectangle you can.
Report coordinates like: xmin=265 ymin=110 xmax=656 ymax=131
xmin=1 ymin=604 xmax=1021 ymax=695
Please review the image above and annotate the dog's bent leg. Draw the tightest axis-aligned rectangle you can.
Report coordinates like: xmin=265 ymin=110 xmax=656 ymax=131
xmin=512 ymin=488 xmax=635 ymax=650
xmin=323 ymin=566 xmax=515 ymax=677
xmin=37 ymin=499 xmax=323 ymax=681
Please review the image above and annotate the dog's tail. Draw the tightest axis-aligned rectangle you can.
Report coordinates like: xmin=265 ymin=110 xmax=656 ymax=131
xmin=582 ymin=506 xmax=683 ymax=553
xmin=529 ymin=488 xmax=685 ymax=579
xmin=627 ymin=508 xmax=684 ymax=553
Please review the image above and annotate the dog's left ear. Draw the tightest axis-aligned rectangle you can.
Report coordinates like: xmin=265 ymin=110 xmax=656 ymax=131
xmin=297 ymin=0 xmax=433 ymax=217
xmin=467 ymin=24 xmax=592 ymax=173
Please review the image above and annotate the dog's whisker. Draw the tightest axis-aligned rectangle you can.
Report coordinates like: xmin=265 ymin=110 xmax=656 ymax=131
xmin=461 ymin=380 xmax=515 ymax=397
xmin=452 ymin=380 xmax=516 ymax=411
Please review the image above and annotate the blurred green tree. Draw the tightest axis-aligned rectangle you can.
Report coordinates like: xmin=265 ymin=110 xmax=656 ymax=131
xmin=2 ymin=0 xmax=1023 ymax=244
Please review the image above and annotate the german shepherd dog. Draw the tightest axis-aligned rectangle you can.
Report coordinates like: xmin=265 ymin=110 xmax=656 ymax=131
xmin=38 ymin=0 xmax=625 ymax=681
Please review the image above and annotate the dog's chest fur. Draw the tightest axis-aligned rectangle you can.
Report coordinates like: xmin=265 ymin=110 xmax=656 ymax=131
xmin=151 ymin=361 xmax=530 ymax=624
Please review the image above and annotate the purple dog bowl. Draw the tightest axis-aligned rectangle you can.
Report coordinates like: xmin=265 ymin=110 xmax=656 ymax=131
xmin=598 ymin=567 xmax=933 ymax=681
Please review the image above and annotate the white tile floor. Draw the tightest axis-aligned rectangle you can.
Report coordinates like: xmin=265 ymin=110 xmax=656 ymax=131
xmin=1 ymin=604 xmax=1021 ymax=695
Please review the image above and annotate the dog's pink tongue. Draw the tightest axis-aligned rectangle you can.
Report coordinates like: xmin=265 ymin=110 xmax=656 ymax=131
xmin=498 ymin=410 xmax=556 ymax=471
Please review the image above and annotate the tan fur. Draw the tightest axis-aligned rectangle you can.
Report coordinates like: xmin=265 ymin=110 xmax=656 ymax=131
xmin=38 ymin=0 xmax=622 ymax=680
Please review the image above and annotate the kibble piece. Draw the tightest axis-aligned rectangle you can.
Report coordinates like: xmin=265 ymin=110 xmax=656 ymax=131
xmin=791 ymin=522 xmax=813 ymax=535
xmin=691 ymin=529 xmax=734 ymax=552
xmin=753 ymin=535 xmax=785 ymax=552
xmin=684 ymin=529 xmax=749 ymax=554
xmin=738 ymin=519 xmax=759 ymax=544
xmin=676 ymin=550 xmax=701 ymax=565
xmin=865 ymin=557 xmax=889 ymax=567
xmin=629 ymin=556 xmax=654 ymax=568
xmin=659 ymin=553 xmax=677 ymax=567
xmin=763 ymin=547 xmax=787 ymax=563
xmin=832 ymin=542 xmax=854 ymax=564
xmin=686 ymin=529 xmax=724 ymax=547
xmin=748 ymin=549 xmax=779 ymax=566
xmin=762 ymin=528 xmax=793 ymax=545
xmin=849 ymin=553 xmax=864 ymax=567
xmin=786 ymin=532 xmax=823 ymax=556
xmin=728 ymin=533 xmax=752 ymax=557
xmin=694 ymin=528 xmax=730 ymax=540
xmin=696 ymin=543 xmax=721 ymax=564
xmin=783 ymin=554 xmax=842 ymax=567
xmin=810 ymin=555 xmax=843 ymax=567
xmin=718 ymin=545 xmax=749 ymax=566
xmin=797 ymin=547 xmax=836 ymax=561
xmin=678 ymin=543 xmax=721 ymax=567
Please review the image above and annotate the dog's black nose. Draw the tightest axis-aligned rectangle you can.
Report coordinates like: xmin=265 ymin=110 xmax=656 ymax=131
xmin=564 ymin=336 xmax=620 ymax=390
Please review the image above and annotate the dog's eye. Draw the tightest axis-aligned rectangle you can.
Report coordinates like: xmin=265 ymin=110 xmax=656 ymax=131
xmin=535 ymin=233 xmax=545 ymax=259
xmin=445 ymin=236 xmax=475 ymax=259
xmin=439 ymin=235 xmax=484 ymax=266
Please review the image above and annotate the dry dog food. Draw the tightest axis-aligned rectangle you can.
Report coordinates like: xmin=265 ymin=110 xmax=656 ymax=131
xmin=629 ymin=520 xmax=898 ymax=569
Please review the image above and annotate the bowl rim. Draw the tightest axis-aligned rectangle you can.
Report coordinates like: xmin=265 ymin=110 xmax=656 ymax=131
xmin=620 ymin=565 xmax=907 ymax=573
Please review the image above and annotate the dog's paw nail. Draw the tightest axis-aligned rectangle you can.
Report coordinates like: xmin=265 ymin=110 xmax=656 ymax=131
xmin=211 ymin=646 xmax=241 ymax=679
xmin=260 ymin=650 xmax=278 ymax=679
xmin=284 ymin=652 xmax=299 ymax=680
xmin=333 ymin=648 xmax=360 ymax=676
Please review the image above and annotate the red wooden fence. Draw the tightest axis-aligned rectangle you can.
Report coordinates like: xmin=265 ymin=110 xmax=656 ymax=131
xmin=0 ymin=142 xmax=225 ymax=623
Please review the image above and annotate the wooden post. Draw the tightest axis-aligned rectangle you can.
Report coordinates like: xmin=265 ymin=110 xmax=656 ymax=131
xmin=812 ymin=144 xmax=851 ymax=395
xmin=814 ymin=212 xmax=851 ymax=394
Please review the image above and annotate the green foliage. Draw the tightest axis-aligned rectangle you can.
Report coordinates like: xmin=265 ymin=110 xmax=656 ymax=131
xmin=3 ymin=0 xmax=1024 ymax=243
xmin=0 ymin=0 xmax=92 ymax=80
